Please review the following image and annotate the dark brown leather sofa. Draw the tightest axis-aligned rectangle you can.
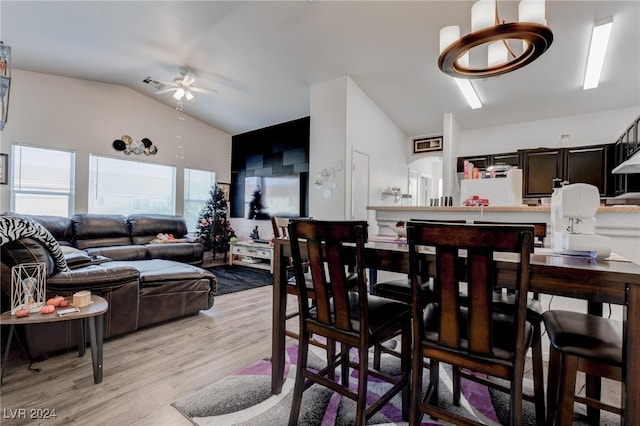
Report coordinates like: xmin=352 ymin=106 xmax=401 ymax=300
xmin=0 ymin=213 xmax=216 ymax=358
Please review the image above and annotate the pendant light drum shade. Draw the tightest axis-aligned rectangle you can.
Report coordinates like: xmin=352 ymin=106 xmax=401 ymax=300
xmin=438 ymin=0 xmax=553 ymax=79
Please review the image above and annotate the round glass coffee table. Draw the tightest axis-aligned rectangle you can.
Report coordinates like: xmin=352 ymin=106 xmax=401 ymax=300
xmin=0 ymin=294 xmax=108 ymax=385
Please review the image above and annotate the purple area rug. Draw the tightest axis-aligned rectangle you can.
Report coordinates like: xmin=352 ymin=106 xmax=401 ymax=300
xmin=172 ymin=344 xmax=618 ymax=425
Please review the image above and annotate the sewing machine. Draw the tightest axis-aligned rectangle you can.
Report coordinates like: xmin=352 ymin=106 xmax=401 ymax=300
xmin=550 ymin=183 xmax=611 ymax=258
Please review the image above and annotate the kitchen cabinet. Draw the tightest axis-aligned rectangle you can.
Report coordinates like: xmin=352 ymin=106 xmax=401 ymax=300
xmin=456 ymin=155 xmax=489 ymax=173
xmin=456 ymin=152 xmax=519 ymax=173
xmin=459 ymin=144 xmax=614 ymax=198
xmin=564 ymin=145 xmax=610 ymax=196
xmin=521 ymin=148 xmax=564 ymax=197
xmin=490 ymin=152 xmax=520 ymax=169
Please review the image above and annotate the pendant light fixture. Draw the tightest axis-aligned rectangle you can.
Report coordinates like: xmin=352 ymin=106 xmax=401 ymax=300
xmin=438 ymin=0 xmax=553 ymax=79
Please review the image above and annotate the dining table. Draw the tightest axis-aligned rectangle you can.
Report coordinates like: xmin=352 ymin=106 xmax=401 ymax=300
xmin=270 ymin=237 xmax=640 ymax=424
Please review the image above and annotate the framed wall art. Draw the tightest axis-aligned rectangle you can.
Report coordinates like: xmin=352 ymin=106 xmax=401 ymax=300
xmin=413 ymin=136 xmax=443 ymax=154
xmin=0 ymin=153 xmax=8 ymax=184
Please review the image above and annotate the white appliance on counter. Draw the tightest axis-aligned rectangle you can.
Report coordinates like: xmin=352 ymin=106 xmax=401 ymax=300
xmin=550 ymin=183 xmax=611 ymax=258
xmin=459 ymin=168 xmax=523 ymax=206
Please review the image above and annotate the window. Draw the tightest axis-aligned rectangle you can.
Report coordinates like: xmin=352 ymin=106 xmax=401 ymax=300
xmin=89 ymin=154 xmax=175 ymax=215
xmin=11 ymin=144 xmax=75 ymax=216
xmin=184 ymin=168 xmax=216 ymax=233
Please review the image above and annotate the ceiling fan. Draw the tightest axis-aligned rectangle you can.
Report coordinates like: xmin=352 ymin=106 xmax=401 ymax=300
xmin=143 ymin=71 xmax=217 ymax=101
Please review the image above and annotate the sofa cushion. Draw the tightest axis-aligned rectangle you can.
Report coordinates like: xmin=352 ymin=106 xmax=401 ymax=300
xmin=111 ymin=259 xmax=214 ymax=285
xmin=72 ymin=214 xmax=131 ymax=249
xmin=21 ymin=214 xmax=74 ymax=246
xmin=128 ymin=214 xmax=190 ymax=245
xmin=146 ymin=242 xmax=204 ymax=265
xmin=60 ymin=245 xmax=95 ymax=269
xmin=84 ymin=245 xmax=148 ymax=261
xmin=0 ymin=214 xmax=69 ymax=272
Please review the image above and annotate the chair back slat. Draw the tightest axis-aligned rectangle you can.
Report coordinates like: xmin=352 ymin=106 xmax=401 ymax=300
xmin=436 ymin=247 xmax=461 ymax=348
xmin=289 ymin=220 xmax=368 ymax=333
xmin=467 ymin=250 xmax=493 ymax=355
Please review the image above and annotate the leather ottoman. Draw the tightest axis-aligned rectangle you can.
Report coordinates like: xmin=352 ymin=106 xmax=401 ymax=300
xmin=106 ymin=259 xmax=216 ymax=328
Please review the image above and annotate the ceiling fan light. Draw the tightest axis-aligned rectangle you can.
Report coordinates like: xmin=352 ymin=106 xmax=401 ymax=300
xmin=173 ymin=88 xmax=185 ymax=100
xmin=184 ymin=89 xmax=194 ymax=101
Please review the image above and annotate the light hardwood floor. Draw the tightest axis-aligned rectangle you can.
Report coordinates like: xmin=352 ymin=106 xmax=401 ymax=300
xmin=0 ymin=286 xmax=292 ymax=426
xmin=0 ymin=286 xmax=621 ymax=425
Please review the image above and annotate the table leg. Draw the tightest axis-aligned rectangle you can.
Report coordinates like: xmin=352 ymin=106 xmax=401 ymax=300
xmin=586 ymin=301 xmax=604 ymax=423
xmin=0 ymin=324 xmax=16 ymax=386
xmin=77 ymin=318 xmax=86 ymax=357
xmin=88 ymin=314 xmax=104 ymax=384
xmin=369 ymin=268 xmax=378 ymax=294
xmin=271 ymin=242 xmax=287 ymax=395
xmin=624 ymin=283 xmax=639 ymax=424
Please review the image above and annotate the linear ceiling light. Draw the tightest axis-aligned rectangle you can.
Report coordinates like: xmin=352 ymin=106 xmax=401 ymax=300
xmin=583 ymin=17 xmax=613 ymax=90
xmin=454 ymin=78 xmax=483 ymax=109
xmin=438 ymin=0 xmax=553 ymax=79
xmin=440 ymin=27 xmax=482 ymax=109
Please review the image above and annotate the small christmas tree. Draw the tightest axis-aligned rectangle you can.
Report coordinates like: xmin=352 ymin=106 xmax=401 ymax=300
xmin=196 ymin=184 xmax=235 ymax=258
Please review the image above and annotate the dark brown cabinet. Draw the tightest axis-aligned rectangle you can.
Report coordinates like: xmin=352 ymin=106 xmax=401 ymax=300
xmin=521 ymin=148 xmax=564 ymax=197
xmin=458 ymin=144 xmax=615 ymax=199
xmin=490 ymin=152 xmax=521 ymax=169
xmin=456 ymin=152 xmax=519 ymax=173
xmin=456 ymin=155 xmax=489 ymax=173
xmin=564 ymin=145 xmax=609 ymax=196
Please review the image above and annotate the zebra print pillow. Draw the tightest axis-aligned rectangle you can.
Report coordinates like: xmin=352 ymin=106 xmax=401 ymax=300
xmin=0 ymin=214 xmax=70 ymax=272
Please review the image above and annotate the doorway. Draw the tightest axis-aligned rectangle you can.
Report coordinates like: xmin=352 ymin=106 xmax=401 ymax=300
xmin=352 ymin=150 xmax=369 ymax=220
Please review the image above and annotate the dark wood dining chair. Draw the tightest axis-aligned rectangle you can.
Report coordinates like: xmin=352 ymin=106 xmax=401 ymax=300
xmin=474 ymin=220 xmax=547 ymax=247
xmin=543 ymin=310 xmax=622 ymax=425
xmin=287 ymin=219 xmax=411 ymax=426
xmin=271 ymin=216 xmax=314 ymax=342
xmin=372 ymin=219 xmax=465 ymax=367
xmin=407 ymin=222 xmax=544 ymax=426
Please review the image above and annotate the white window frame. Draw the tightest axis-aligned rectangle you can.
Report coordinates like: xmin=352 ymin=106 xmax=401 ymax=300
xmin=88 ymin=154 xmax=176 ymax=216
xmin=10 ymin=144 xmax=76 ymax=216
xmin=184 ymin=167 xmax=216 ymax=233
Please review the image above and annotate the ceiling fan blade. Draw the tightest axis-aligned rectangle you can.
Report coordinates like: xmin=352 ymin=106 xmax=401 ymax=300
xmin=190 ymin=87 xmax=218 ymax=95
xmin=155 ymin=80 xmax=179 ymax=87
xmin=154 ymin=88 xmax=176 ymax=95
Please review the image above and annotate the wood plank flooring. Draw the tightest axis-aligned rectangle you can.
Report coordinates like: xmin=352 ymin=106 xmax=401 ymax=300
xmin=0 ymin=286 xmax=295 ymax=426
xmin=0 ymin=285 xmax=621 ymax=425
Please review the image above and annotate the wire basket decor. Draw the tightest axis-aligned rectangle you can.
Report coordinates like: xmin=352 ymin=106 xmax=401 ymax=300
xmin=11 ymin=262 xmax=47 ymax=315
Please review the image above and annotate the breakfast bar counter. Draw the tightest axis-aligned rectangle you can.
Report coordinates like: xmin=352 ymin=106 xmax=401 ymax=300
xmin=368 ymin=205 xmax=640 ymax=264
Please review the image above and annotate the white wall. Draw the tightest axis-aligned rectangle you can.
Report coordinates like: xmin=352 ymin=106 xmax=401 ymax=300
xmin=0 ymin=69 xmax=232 ymax=214
xmin=309 ymin=77 xmax=348 ymax=220
xmin=458 ymin=107 xmax=639 ymax=155
xmin=309 ymin=76 xmax=408 ymax=231
xmin=345 ymin=77 xmax=408 ymax=228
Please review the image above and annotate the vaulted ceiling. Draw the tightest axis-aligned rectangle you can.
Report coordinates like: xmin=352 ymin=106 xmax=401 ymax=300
xmin=2 ymin=1 xmax=638 ymax=136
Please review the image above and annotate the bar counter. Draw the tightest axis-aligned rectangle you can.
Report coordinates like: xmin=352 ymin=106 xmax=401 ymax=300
xmin=368 ymin=205 xmax=640 ymax=264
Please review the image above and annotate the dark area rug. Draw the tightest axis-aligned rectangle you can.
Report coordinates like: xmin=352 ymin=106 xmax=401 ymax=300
xmin=208 ymin=265 xmax=273 ymax=295
xmin=173 ymin=343 xmax=620 ymax=425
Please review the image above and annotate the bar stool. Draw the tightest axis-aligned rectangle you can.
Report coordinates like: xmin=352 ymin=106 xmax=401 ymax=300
xmin=543 ymin=310 xmax=623 ymax=425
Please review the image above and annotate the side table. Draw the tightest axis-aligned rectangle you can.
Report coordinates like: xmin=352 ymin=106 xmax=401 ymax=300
xmin=0 ymin=294 xmax=108 ymax=385
xmin=228 ymin=240 xmax=274 ymax=273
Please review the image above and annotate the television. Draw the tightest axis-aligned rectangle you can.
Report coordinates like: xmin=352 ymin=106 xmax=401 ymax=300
xmin=244 ymin=174 xmax=301 ymax=219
